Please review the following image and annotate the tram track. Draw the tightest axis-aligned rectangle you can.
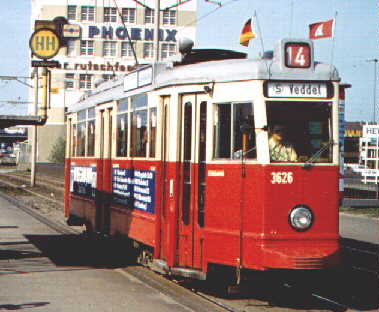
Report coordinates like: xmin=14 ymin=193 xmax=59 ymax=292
xmin=0 ymin=171 xmax=64 ymax=191
xmin=0 ymin=174 xmax=377 ymax=312
xmin=172 ymin=277 xmax=354 ymax=312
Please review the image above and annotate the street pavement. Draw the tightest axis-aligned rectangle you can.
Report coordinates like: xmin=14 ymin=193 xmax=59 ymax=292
xmin=339 ymin=213 xmax=379 ymax=244
xmin=0 ymin=196 xmax=200 ymax=312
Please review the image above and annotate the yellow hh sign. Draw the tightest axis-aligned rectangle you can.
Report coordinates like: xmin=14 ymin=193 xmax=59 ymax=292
xmin=29 ymin=28 xmax=60 ymax=60
xmin=344 ymin=129 xmax=362 ymax=137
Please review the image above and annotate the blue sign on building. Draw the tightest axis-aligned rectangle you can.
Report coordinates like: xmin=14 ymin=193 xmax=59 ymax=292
xmin=88 ymin=25 xmax=177 ymax=42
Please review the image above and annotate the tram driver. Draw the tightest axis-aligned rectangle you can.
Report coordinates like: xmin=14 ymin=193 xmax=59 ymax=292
xmin=268 ymin=125 xmax=298 ymax=162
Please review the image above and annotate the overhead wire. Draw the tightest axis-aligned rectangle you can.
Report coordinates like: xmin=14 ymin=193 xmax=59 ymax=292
xmin=163 ymin=0 xmax=193 ymax=10
xmin=177 ymin=0 xmax=241 ymax=35
xmin=112 ymin=0 xmax=139 ymax=65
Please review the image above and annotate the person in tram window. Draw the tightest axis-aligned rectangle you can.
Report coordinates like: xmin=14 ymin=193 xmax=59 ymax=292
xmin=268 ymin=125 xmax=298 ymax=162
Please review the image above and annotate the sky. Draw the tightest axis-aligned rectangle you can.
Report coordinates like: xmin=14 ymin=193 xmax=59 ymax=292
xmin=0 ymin=0 xmax=31 ymax=115
xmin=0 ymin=0 xmax=377 ymax=121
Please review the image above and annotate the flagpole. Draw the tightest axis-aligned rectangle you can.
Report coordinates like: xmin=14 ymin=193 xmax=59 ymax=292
xmin=330 ymin=11 xmax=337 ymax=66
xmin=289 ymin=0 xmax=294 ymax=37
xmin=253 ymin=11 xmax=270 ymax=75
xmin=254 ymin=11 xmax=265 ymax=56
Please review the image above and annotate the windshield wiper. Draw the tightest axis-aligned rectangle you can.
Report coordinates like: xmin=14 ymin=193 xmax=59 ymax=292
xmin=304 ymin=140 xmax=335 ymax=167
xmin=233 ymin=146 xmax=257 ymax=159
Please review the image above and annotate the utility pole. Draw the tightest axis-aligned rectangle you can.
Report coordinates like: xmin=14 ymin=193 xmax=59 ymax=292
xmin=366 ymin=59 xmax=378 ymax=123
xmin=30 ymin=67 xmax=49 ymax=187
xmin=154 ymin=0 xmax=161 ymax=65
xmin=31 ymin=68 xmax=39 ymax=187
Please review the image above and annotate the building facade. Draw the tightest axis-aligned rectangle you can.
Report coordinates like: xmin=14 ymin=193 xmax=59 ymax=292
xmin=343 ymin=122 xmax=379 ymax=183
xmin=344 ymin=121 xmax=364 ymax=164
xmin=30 ymin=0 xmax=197 ymax=161
xmin=360 ymin=124 xmax=379 ymax=183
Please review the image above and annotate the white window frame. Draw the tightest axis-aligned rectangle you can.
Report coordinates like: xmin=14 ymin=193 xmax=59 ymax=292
xmin=80 ymin=40 xmax=94 ymax=56
xmin=121 ymin=42 xmax=135 ymax=58
xmin=102 ymin=74 xmax=114 ymax=82
xmin=144 ymin=8 xmax=154 ymax=24
xmin=143 ymin=42 xmax=154 ymax=59
xmin=81 ymin=6 xmax=95 ymax=22
xmin=65 ymin=73 xmax=75 ymax=89
xmin=161 ymin=43 xmax=176 ymax=59
xmin=104 ymin=7 xmax=117 ymax=22
xmin=79 ymin=74 xmax=92 ymax=89
xmin=103 ymin=41 xmax=117 ymax=57
xmin=163 ymin=10 xmax=176 ymax=26
xmin=122 ymin=8 xmax=136 ymax=24
xmin=67 ymin=5 xmax=77 ymax=20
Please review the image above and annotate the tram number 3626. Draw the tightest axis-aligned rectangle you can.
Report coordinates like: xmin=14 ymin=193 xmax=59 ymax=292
xmin=271 ymin=172 xmax=294 ymax=184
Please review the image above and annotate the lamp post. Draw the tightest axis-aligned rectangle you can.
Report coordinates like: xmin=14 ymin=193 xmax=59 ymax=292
xmin=366 ymin=59 xmax=378 ymax=123
xmin=366 ymin=58 xmax=379 ymax=193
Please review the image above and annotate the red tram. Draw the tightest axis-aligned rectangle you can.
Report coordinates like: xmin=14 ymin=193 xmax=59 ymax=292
xmin=64 ymin=38 xmax=341 ymax=282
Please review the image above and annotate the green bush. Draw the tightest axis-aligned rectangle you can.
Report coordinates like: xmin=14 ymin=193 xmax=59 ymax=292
xmin=48 ymin=137 xmax=66 ymax=163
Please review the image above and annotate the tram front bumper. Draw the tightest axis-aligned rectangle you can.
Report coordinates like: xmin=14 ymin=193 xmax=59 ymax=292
xmin=260 ymin=245 xmax=340 ymax=269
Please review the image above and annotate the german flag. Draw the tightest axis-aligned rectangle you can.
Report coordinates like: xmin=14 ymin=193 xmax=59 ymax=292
xmin=239 ymin=18 xmax=256 ymax=47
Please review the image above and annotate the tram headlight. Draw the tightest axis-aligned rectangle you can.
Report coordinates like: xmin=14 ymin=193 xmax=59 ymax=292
xmin=289 ymin=206 xmax=313 ymax=231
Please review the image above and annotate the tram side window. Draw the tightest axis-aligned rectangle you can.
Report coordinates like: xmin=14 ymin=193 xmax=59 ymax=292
xmin=87 ymin=120 xmax=95 ymax=156
xmin=149 ymin=107 xmax=157 ymax=158
xmin=72 ymin=124 xmax=77 ymax=157
xmin=117 ymin=98 xmax=129 ymax=157
xmin=77 ymin=121 xmax=86 ymax=157
xmin=131 ymin=94 xmax=148 ymax=157
xmin=266 ymin=101 xmax=332 ymax=163
xmin=117 ymin=94 xmax=157 ymax=158
xmin=87 ymin=108 xmax=96 ymax=157
xmin=117 ymin=113 xmax=128 ymax=157
xmin=75 ymin=108 xmax=96 ymax=158
xmin=213 ymin=102 xmax=256 ymax=160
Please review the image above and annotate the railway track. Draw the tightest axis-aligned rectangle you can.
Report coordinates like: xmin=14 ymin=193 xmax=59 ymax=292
xmin=0 ymin=172 xmax=377 ymax=312
xmin=0 ymin=170 xmax=64 ymax=208
xmin=0 ymin=171 xmax=64 ymax=190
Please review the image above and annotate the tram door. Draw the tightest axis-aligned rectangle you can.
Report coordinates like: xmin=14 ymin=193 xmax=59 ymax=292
xmin=178 ymin=94 xmax=207 ymax=269
xmin=96 ymin=108 xmax=113 ymax=234
xmin=160 ymin=96 xmax=170 ymax=261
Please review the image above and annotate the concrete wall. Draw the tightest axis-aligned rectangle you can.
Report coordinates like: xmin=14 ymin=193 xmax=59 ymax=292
xmin=37 ymin=124 xmax=66 ymax=162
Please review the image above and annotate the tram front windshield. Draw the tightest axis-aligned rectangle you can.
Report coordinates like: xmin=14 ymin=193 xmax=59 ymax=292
xmin=266 ymin=101 xmax=333 ymax=163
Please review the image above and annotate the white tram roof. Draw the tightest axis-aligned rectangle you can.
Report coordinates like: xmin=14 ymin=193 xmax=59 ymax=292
xmin=68 ymin=38 xmax=340 ymax=113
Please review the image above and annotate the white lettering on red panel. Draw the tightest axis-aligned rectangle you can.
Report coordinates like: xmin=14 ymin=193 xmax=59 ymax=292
xmin=271 ymin=172 xmax=294 ymax=184
xmin=285 ymin=43 xmax=310 ymax=68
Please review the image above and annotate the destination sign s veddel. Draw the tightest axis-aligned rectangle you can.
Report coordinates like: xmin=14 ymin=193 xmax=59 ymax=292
xmin=266 ymin=82 xmax=329 ymax=98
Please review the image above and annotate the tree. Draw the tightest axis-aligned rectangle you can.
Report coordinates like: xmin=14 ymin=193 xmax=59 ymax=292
xmin=48 ymin=137 xmax=66 ymax=163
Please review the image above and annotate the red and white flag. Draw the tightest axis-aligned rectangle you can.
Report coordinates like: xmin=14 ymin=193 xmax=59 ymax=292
xmin=309 ymin=19 xmax=335 ymax=40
